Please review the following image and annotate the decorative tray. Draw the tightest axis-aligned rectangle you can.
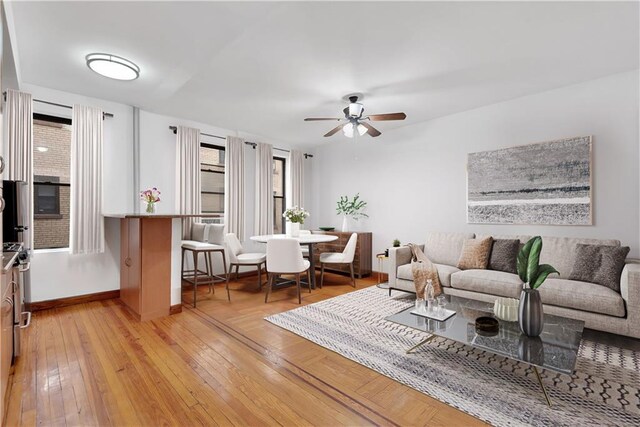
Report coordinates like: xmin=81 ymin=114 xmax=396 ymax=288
xmin=319 ymin=227 xmax=335 ymax=231
xmin=410 ymin=308 xmax=457 ymax=322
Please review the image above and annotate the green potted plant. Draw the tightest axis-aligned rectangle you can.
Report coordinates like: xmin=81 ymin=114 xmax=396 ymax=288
xmin=392 ymin=239 xmax=401 ymax=247
xmin=336 ymin=194 xmax=368 ymax=232
xmin=516 ymin=236 xmax=559 ymax=337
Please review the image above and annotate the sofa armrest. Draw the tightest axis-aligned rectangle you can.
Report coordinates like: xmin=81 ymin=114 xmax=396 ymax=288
xmin=388 ymin=245 xmax=422 ymax=286
xmin=621 ymin=260 xmax=640 ymax=308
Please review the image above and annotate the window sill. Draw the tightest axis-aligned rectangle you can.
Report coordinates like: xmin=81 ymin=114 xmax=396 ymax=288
xmin=34 ymin=247 xmax=70 ymax=254
xmin=35 ymin=214 xmax=63 ymax=220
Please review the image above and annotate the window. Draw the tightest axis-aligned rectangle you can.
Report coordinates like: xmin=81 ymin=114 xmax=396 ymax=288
xmin=200 ymin=143 xmax=225 ymax=224
xmin=273 ymin=157 xmax=286 ymax=233
xmin=34 ymin=176 xmax=61 ymax=216
xmin=33 ymin=113 xmax=71 ymax=249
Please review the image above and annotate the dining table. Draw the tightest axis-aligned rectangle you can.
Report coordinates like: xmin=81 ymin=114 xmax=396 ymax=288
xmin=250 ymin=233 xmax=338 ymax=289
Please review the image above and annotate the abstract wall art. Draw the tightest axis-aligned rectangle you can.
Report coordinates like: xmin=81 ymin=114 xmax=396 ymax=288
xmin=467 ymin=136 xmax=592 ymax=225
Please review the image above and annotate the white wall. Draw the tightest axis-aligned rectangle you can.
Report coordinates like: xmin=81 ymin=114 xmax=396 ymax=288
xmin=307 ymin=71 xmax=640 ymax=265
xmin=21 ymin=84 xmax=134 ymax=302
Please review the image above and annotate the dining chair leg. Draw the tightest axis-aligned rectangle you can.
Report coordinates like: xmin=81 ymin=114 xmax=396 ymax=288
xmin=319 ymin=263 xmax=325 ymax=288
xmin=193 ymin=250 xmax=198 ymax=308
xmin=235 ymin=264 xmax=240 ymax=280
xmin=258 ymin=263 xmax=264 ymax=290
xmin=181 ymin=248 xmax=186 ymax=284
xmin=296 ymin=273 xmax=301 ymax=304
xmin=350 ymin=263 xmax=356 ymax=288
xmin=265 ymin=273 xmax=273 ymax=303
xmin=307 ymin=269 xmax=311 ymax=293
xmin=256 ymin=263 xmax=262 ymax=290
xmin=220 ymin=250 xmax=230 ymax=302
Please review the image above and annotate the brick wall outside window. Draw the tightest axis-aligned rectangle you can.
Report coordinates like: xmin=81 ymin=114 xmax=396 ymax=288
xmin=33 ymin=120 xmax=71 ymax=249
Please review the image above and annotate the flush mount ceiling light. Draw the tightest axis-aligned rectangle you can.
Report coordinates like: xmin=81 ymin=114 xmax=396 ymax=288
xmin=86 ymin=53 xmax=139 ymax=80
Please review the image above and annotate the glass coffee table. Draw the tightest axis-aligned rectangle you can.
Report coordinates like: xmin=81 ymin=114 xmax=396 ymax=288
xmin=386 ymin=294 xmax=585 ymax=406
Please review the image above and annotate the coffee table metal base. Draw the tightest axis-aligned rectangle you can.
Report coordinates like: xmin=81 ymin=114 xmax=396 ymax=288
xmin=405 ymin=335 xmax=553 ymax=407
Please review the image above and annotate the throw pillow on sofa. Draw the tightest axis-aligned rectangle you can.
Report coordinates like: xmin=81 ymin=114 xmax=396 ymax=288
xmin=457 ymin=237 xmax=493 ymax=270
xmin=488 ymin=239 xmax=520 ymax=274
xmin=568 ymin=244 xmax=630 ymax=292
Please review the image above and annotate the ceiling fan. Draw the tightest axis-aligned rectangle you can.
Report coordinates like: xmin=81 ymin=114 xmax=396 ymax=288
xmin=304 ymin=95 xmax=406 ymax=138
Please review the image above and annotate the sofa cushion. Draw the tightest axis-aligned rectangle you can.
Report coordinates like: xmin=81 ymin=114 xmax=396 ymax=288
xmin=537 ymin=236 xmax=620 ymax=280
xmin=450 ymin=269 xmax=523 ymax=298
xmin=397 ymin=263 xmax=460 ymax=287
xmin=488 ymin=239 xmax=520 ymax=274
xmin=457 ymin=237 xmax=493 ymax=270
xmin=538 ymin=278 xmax=625 ymax=317
xmin=425 ymin=232 xmax=475 ymax=266
xmin=568 ymin=244 xmax=630 ymax=292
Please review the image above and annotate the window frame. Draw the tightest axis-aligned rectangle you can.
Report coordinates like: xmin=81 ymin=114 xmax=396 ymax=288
xmin=32 ymin=113 xmax=72 ymax=250
xmin=273 ymin=156 xmax=286 ymax=233
xmin=200 ymin=143 xmax=226 ymax=218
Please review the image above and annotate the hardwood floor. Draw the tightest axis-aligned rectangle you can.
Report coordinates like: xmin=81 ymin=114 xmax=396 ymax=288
xmin=5 ymin=273 xmax=485 ymax=426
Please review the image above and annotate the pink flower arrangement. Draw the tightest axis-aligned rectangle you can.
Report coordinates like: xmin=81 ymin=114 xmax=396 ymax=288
xmin=140 ymin=187 xmax=161 ymax=204
xmin=140 ymin=187 xmax=161 ymax=213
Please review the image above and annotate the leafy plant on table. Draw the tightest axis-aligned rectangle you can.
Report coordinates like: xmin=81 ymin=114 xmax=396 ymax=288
xmin=516 ymin=236 xmax=559 ymax=289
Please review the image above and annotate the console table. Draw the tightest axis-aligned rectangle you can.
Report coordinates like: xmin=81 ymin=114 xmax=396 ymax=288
xmin=312 ymin=230 xmax=372 ymax=278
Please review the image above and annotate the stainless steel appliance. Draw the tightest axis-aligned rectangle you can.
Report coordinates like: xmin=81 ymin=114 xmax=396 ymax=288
xmin=2 ymin=179 xmax=32 ymax=360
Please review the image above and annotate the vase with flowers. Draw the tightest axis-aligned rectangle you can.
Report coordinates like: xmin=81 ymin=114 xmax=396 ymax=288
xmin=282 ymin=206 xmax=310 ymax=237
xmin=140 ymin=187 xmax=161 ymax=214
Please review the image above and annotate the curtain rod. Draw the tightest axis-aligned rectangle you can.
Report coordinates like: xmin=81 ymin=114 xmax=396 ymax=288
xmin=168 ymin=126 xmax=313 ymax=158
xmin=2 ymin=91 xmax=114 ymax=119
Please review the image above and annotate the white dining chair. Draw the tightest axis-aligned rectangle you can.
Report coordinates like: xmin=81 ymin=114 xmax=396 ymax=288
xmin=265 ymin=238 xmax=311 ymax=304
xmin=319 ymin=233 xmax=358 ymax=288
xmin=299 ymin=229 xmax=311 ymax=258
xmin=224 ymin=233 xmax=267 ymax=290
xmin=181 ymin=223 xmax=229 ymax=306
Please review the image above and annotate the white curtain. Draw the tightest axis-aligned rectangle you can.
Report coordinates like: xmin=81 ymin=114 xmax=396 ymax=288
xmin=70 ymin=104 xmax=104 ymax=254
xmin=254 ymin=142 xmax=273 ymax=235
xmin=290 ymin=149 xmax=304 ymax=208
xmin=176 ymin=126 xmax=201 ymax=239
xmin=224 ymin=136 xmax=245 ymax=240
xmin=5 ymin=89 xmax=34 ymax=252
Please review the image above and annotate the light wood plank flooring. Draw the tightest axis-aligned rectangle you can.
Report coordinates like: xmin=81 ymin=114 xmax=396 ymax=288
xmin=5 ymin=273 xmax=485 ymax=426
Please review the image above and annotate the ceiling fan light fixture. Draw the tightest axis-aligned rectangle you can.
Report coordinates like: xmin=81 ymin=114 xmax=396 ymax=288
xmin=348 ymin=102 xmax=364 ymax=118
xmin=86 ymin=53 xmax=140 ymax=80
xmin=356 ymin=124 xmax=368 ymax=136
xmin=342 ymin=122 xmax=355 ymax=138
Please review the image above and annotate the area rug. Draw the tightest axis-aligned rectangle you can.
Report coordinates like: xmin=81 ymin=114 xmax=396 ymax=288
xmin=265 ymin=287 xmax=640 ymax=427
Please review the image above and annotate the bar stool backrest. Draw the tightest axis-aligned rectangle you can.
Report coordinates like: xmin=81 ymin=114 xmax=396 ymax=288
xmin=191 ymin=223 xmax=208 ymax=242
xmin=208 ymin=224 xmax=225 ymax=244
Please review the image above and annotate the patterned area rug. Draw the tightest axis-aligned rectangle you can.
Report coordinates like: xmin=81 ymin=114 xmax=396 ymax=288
xmin=265 ymin=287 xmax=640 ymax=427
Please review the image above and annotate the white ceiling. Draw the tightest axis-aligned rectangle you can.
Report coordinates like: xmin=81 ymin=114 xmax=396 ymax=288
xmin=7 ymin=1 xmax=639 ymax=147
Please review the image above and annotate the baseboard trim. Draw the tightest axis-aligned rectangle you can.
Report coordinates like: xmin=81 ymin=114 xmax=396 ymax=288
xmin=170 ymin=304 xmax=183 ymax=315
xmin=27 ymin=289 xmax=121 ymax=312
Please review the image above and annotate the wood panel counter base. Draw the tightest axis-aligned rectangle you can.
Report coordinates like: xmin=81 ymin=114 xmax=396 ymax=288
xmin=120 ymin=217 xmax=172 ymax=321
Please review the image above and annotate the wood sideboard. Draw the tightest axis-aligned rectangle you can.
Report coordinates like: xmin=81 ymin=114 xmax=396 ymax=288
xmin=312 ymin=231 xmax=372 ymax=278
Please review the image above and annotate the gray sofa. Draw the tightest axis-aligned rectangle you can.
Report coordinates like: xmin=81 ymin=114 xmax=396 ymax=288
xmin=388 ymin=232 xmax=640 ymax=339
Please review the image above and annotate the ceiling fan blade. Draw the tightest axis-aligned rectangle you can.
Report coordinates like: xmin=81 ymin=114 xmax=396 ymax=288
xmin=304 ymin=117 xmax=342 ymax=121
xmin=367 ymin=112 xmax=406 ymax=121
xmin=324 ymin=124 xmax=345 ymax=137
xmin=360 ymin=122 xmax=381 ymax=137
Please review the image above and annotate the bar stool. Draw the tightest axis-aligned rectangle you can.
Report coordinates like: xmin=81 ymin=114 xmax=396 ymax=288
xmin=181 ymin=223 xmax=229 ymax=307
